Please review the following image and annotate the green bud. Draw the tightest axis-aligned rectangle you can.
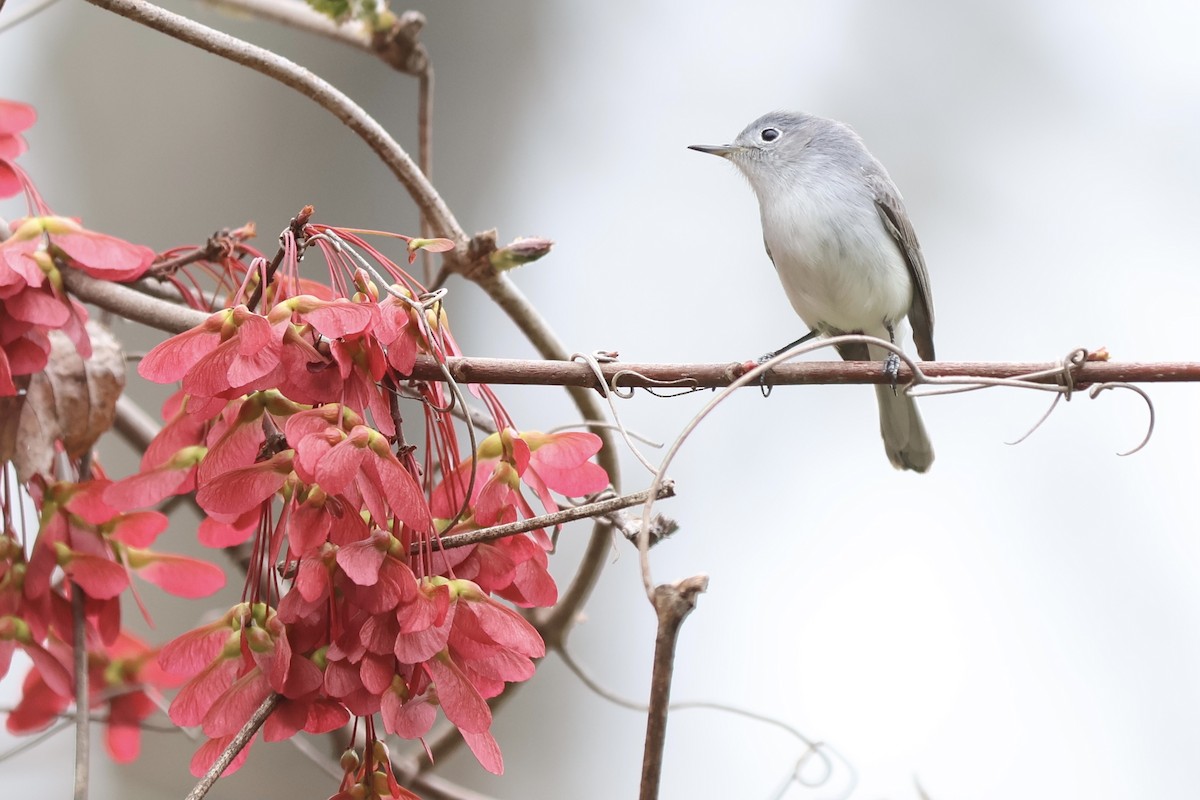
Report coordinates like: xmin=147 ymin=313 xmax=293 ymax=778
xmin=489 ymin=236 xmax=553 ymax=272
xmin=339 ymin=748 xmax=361 ymax=773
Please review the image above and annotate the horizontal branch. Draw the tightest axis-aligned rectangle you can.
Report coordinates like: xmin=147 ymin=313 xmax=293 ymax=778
xmin=64 ymin=272 xmax=1189 ymax=391
xmin=404 ymin=354 xmax=1200 ymax=388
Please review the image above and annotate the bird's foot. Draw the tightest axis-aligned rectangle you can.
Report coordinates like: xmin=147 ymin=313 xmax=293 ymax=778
xmin=883 ymin=352 xmax=901 ymax=395
xmin=755 ymin=352 xmax=775 ymax=397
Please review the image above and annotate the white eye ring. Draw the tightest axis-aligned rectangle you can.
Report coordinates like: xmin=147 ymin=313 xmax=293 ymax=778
xmin=760 ymin=127 xmax=781 ymax=142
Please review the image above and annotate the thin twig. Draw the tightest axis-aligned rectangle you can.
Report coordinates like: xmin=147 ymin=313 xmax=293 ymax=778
xmin=420 ymin=484 xmax=675 ymax=555
xmin=0 ymin=0 xmax=60 ymax=32
xmin=570 ymin=352 xmax=662 ymax=476
xmin=0 ymin=718 xmax=75 ymax=762
xmin=81 ymin=0 xmax=463 ymax=243
xmin=555 ymin=643 xmax=843 ymax=792
xmin=245 ymin=208 xmax=309 ymax=311
xmin=184 ymin=692 xmax=279 ymax=800
xmin=640 ymin=575 xmax=708 ymax=800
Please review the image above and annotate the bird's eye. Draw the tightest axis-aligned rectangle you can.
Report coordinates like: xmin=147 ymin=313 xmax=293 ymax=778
xmin=760 ymin=127 xmax=781 ymax=142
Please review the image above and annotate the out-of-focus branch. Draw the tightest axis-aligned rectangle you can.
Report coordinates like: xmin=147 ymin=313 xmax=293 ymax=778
xmin=408 ymin=772 xmax=500 ymax=800
xmin=417 ymin=64 xmax=434 ymax=284
xmin=71 ymin=457 xmax=96 ymax=800
xmin=81 ymin=0 xmax=463 ymax=244
xmin=202 ymin=0 xmax=431 ymax=75
xmin=113 ymin=394 xmax=162 ymax=451
xmin=0 ymin=0 xmax=61 ymax=33
xmin=61 ymin=268 xmax=208 ymax=334
xmin=71 ymin=586 xmax=89 ymax=800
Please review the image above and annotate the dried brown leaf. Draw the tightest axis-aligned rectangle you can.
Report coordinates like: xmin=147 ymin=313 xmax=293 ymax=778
xmin=9 ymin=323 xmax=125 ymax=481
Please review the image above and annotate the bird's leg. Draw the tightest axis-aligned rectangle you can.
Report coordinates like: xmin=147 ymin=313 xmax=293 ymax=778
xmin=756 ymin=329 xmax=818 ymax=397
xmin=758 ymin=329 xmax=819 ymax=363
xmin=883 ymin=322 xmax=900 ymax=394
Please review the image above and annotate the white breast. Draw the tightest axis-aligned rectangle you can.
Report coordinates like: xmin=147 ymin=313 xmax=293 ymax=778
xmin=756 ymin=173 xmax=912 ymax=338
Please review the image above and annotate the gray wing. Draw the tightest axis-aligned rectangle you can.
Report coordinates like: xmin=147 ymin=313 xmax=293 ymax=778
xmin=867 ymin=172 xmax=935 ymax=361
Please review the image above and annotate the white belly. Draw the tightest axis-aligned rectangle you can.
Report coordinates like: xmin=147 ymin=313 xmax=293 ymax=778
xmin=761 ymin=193 xmax=912 ymax=337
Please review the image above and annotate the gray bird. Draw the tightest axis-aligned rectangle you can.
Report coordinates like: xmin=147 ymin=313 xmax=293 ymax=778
xmin=690 ymin=111 xmax=935 ymax=472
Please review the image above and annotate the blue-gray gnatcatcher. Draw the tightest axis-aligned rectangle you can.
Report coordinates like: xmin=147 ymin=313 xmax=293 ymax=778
xmin=690 ymin=111 xmax=935 ymax=472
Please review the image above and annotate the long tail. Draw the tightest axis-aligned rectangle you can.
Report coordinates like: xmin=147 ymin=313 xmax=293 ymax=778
xmin=874 ymin=384 xmax=934 ymax=472
xmin=835 ymin=339 xmax=934 ymax=472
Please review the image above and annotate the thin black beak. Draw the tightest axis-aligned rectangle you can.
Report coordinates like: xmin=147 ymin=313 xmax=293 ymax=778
xmin=688 ymin=143 xmax=737 ymax=157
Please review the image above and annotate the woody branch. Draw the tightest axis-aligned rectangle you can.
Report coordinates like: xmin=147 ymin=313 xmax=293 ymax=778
xmin=62 ymin=268 xmax=1198 ymax=390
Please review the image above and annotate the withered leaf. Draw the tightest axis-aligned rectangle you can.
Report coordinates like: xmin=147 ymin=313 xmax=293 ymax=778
xmin=4 ymin=323 xmax=125 ymax=481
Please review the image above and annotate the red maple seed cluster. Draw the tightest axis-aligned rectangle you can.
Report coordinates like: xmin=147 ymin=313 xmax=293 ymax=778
xmin=0 ymin=99 xmax=610 ymax=797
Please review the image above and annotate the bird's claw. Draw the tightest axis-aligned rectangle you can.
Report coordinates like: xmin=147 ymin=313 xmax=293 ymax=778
xmin=883 ymin=353 xmax=901 ymax=394
xmin=756 ymin=352 xmax=775 ymax=397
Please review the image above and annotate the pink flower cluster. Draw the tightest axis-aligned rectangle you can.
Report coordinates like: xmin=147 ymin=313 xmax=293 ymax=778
xmin=103 ymin=224 xmax=609 ymax=784
xmin=0 ymin=102 xmax=609 ymax=793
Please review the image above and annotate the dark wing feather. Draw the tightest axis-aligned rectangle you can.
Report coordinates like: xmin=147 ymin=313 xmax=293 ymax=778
xmin=868 ymin=172 xmax=935 ymax=361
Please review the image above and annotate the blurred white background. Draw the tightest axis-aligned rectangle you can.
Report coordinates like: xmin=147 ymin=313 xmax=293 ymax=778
xmin=3 ymin=1 xmax=1200 ymax=798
